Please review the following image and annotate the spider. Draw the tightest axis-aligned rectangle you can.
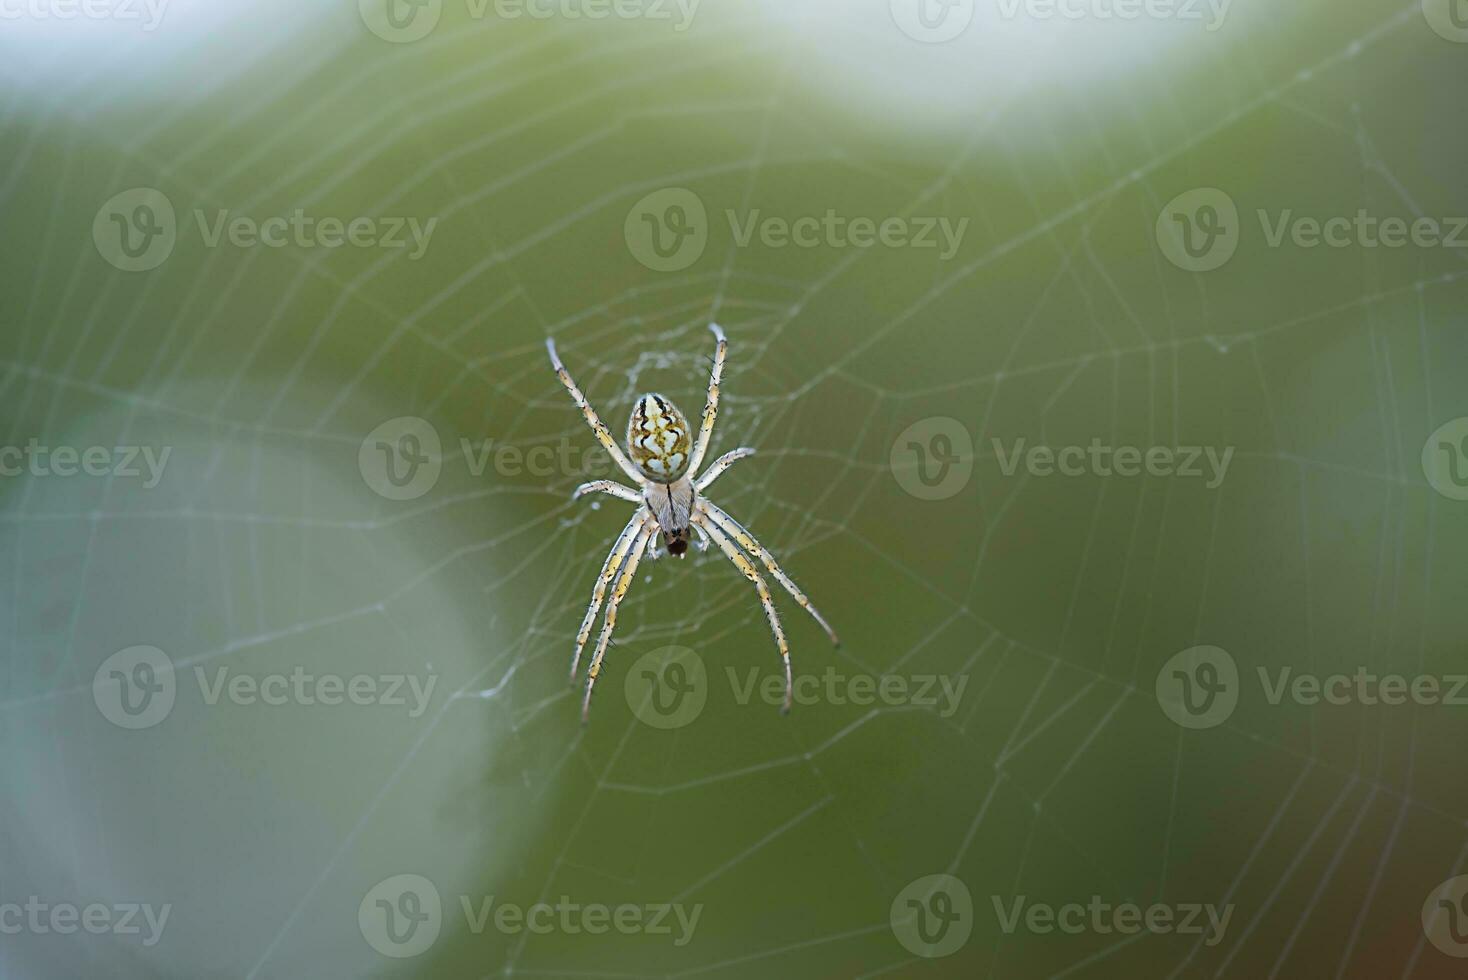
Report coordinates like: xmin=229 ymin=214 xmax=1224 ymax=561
xmin=546 ymin=324 xmax=840 ymax=723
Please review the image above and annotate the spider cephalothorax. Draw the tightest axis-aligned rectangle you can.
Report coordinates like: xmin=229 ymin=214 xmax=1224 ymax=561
xmin=545 ymin=324 xmax=840 ymax=722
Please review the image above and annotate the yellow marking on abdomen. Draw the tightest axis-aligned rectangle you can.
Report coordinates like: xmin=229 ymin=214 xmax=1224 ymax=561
xmin=627 ymin=393 xmax=692 ymax=483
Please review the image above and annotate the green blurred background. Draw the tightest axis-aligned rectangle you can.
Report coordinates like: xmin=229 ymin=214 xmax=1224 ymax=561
xmin=3 ymin=0 xmax=1468 ymax=976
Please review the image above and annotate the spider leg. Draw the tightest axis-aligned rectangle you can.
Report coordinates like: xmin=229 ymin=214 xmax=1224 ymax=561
xmin=583 ymin=522 xmax=657 ymax=722
xmin=691 ymin=521 xmax=712 ymax=553
xmin=573 ymin=480 xmax=642 ymax=503
xmin=694 ymin=447 xmax=755 ymax=492
xmin=685 ymin=323 xmax=727 ymax=477
xmin=570 ymin=509 xmax=650 ymax=684
xmin=546 ymin=338 xmax=646 ymax=485
xmin=699 ymin=500 xmax=840 ymax=647
xmin=693 ymin=512 xmax=795 ymax=715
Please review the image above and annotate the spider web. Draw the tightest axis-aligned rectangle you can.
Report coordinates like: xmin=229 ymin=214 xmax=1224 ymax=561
xmin=2 ymin=1 xmax=1467 ymax=977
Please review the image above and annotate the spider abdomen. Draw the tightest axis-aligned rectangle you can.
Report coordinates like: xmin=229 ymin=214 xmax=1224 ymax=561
xmin=627 ymin=393 xmax=693 ymax=483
